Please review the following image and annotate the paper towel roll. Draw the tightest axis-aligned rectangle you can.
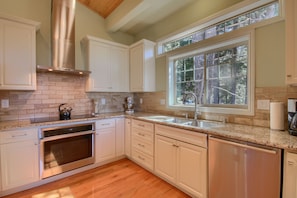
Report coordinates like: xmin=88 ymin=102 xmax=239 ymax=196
xmin=270 ymin=102 xmax=284 ymax=130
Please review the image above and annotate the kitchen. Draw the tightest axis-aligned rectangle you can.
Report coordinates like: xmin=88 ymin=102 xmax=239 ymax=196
xmin=0 ymin=0 xmax=296 ymax=197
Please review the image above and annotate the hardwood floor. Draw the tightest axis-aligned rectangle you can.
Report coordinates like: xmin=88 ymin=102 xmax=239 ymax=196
xmin=3 ymin=159 xmax=190 ymax=198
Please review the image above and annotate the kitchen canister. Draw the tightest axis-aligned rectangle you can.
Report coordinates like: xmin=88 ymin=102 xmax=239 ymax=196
xmin=270 ymin=102 xmax=285 ymax=130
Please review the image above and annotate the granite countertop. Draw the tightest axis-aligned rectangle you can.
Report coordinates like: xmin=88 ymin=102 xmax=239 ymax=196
xmin=1 ymin=112 xmax=297 ymax=151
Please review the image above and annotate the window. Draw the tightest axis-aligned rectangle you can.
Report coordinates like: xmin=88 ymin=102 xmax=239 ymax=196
xmin=168 ymin=33 xmax=254 ymax=115
xmin=158 ymin=0 xmax=281 ymax=55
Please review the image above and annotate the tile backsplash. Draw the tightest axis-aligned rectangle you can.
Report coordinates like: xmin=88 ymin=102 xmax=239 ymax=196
xmin=133 ymin=87 xmax=297 ymax=128
xmin=0 ymin=72 xmax=296 ymax=129
xmin=0 ymin=73 xmax=132 ymax=121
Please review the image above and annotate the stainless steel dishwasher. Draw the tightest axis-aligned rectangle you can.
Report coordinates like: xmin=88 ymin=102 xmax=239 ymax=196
xmin=208 ymin=136 xmax=282 ymax=198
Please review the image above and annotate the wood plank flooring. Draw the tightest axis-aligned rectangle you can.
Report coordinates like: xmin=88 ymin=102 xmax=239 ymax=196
xmin=2 ymin=159 xmax=190 ymax=198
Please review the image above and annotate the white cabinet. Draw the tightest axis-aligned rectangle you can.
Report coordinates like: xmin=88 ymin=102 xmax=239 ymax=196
xmin=155 ymin=124 xmax=207 ymax=198
xmin=131 ymin=119 xmax=154 ymax=171
xmin=286 ymin=0 xmax=297 ymax=85
xmin=115 ymin=118 xmax=125 ymax=157
xmin=125 ymin=118 xmax=131 ymax=157
xmin=95 ymin=118 xmax=125 ymax=164
xmin=82 ymin=35 xmax=129 ymax=92
xmin=130 ymin=39 xmax=156 ymax=92
xmin=0 ymin=15 xmax=39 ymax=90
xmin=0 ymin=128 xmax=39 ymax=190
xmin=95 ymin=119 xmax=116 ymax=163
xmin=283 ymin=151 xmax=297 ymax=198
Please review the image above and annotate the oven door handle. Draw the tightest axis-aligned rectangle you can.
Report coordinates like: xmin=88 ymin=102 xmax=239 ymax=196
xmin=40 ymin=131 xmax=95 ymax=142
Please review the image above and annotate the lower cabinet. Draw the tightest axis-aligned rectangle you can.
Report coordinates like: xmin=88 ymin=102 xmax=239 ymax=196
xmin=131 ymin=119 xmax=154 ymax=172
xmin=95 ymin=119 xmax=116 ymax=163
xmin=124 ymin=118 xmax=131 ymax=157
xmin=283 ymin=151 xmax=297 ymax=198
xmin=155 ymin=124 xmax=207 ymax=198
xmin=0 ymin=128 xmax=39 ymax=190
xmin=95 ymin=118 xmax=125 ymax=164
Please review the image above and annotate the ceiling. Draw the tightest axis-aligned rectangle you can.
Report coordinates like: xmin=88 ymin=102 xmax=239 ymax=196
xmin=77 ymin=0 xmax=196 ymax=35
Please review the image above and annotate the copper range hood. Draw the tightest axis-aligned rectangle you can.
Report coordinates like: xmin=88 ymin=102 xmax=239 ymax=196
xmin=37 ymin=0 xmax=90 ymax=75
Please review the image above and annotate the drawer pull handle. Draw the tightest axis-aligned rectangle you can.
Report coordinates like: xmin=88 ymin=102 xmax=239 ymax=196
xmin=138 ymin=143 xmax=145 ymax=147
xmin=172 ymin=144 xmax=179 ymax=148
xmin=288 ymin=160 xmax=295 ymax=166
xmin=101 ymin=123 xmax=110 ymax=126
xmin=137 ymin=133 xmax=145 ymax=137
xmin=138 ymin=156 xmax=145 ymax=161
xmin=12 ymin=133 xmax=27 ymax=138
xmin=138 ymin=124 xmax=145 ymax=127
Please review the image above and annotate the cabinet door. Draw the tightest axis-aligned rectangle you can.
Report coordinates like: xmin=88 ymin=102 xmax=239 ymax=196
xmin=1 ymin=140 xmax=39 ymax=190
xmin=130 ymin=44 xmax=144 ymax=92
xmin=95 ymin=128 xmax=116 ymax=163
xmin=177 ymin=141 xmax=207 ymax=198
xmin=125 ymin=118 xmax=131 ymax=157
xmin=0 ymin=19 xmax=36 ymax=90
xmin=115 ymin=118 xmax=125 ymax=157
xmin=88 ymin=42 xmax=112 ymax=91
xmin=155 ymin=135 xmax=176 ymax=183
xmin=283 ymin=152 xmax=297 ymax=198
xmin=111 ymin=46 xmax=129 ymax=92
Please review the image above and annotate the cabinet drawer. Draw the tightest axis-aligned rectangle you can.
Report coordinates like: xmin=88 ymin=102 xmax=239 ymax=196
xmin=132 ymin=119 xmax=154 ymax=132
xmin=155 ymin=124 xmax=207 ymax=148
xmin=132 ymin=149 xmax=154 ymax=171
xmin=0 ymin=128 xmax=38 ymax=144
xmin=132 ymin=127 xmax=153 ymax=142
xmin=132 ymin=136 xmax=154 ymax=156
xmin=96 ymin=119 xmax=115 ymax=129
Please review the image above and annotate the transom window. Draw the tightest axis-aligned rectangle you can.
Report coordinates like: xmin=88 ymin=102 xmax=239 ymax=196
xmin=158 ymin=1 xmax=280 ymax=55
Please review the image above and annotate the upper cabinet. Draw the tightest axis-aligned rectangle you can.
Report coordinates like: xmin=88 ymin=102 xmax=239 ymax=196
xmin=130 ymin=39 xmax=156 ymax=92
xmin=0 ymin=15 xmax=40 ymax=90
xmin=286 ymin=0 xmax=297 ymax=85
xmin=82 ymin=36 xmax=129 ymax=92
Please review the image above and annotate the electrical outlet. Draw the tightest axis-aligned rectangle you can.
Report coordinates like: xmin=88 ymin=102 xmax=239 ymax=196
xmin=1 ymin=99 xmax=9 ymax=108
xmin=101 ymin=98 xmax=106 ymax=105
xmin=140 ymin=98 xmax=143 ymax=104
xmin=257 ymin=99 xmax=270 ymax=110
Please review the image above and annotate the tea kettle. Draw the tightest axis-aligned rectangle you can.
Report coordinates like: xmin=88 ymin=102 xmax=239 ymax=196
xmin=59 ymin=103 xmax=72 ymax=120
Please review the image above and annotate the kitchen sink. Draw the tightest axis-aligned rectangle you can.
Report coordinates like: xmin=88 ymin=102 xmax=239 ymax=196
xmin=141 ymin=115 xmax=223 ymax=128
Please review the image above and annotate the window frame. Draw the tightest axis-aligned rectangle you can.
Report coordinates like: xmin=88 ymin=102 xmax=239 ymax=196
xmin=167 ymin=30 xmax=255 ymax=116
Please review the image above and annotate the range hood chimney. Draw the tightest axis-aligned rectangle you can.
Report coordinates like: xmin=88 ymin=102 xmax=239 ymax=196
xmin=37 ymin=0 xmax=90 ymax=75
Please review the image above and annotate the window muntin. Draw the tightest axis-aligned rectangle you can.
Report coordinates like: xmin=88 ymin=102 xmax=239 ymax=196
xmin=161 ymin=1 xmax=279 ymax=54
xmin=173 ymin=42 xmax=248 ymax=108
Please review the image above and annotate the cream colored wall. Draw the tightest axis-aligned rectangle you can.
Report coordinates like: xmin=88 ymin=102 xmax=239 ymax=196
xmin=256 ymin=21 xmax=285 ymax=87
xmin=0 ymin=0 xmax=135 ymax=70
xmin=135 ymin=0 xmax=243 ymax=41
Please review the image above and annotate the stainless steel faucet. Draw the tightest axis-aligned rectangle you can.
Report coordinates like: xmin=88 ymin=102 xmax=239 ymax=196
xmin=183 ymin=91 xmax=200 ymax=120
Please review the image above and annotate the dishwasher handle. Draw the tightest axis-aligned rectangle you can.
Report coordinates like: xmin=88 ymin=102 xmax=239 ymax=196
xmin=209 ymin=136 xmax=278 ymax=155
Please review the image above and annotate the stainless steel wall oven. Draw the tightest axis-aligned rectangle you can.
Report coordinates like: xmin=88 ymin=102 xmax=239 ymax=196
xmin=39 ymin=122 xmax=95 ymax=179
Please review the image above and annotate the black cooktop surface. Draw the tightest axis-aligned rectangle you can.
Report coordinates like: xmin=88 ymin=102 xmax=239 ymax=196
xmin=30 ymin=114 xmax=94 ymax=124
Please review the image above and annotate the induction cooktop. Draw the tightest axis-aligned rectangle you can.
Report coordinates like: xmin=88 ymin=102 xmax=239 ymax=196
xmin=30 ymin=114 xmax=94 ymax=124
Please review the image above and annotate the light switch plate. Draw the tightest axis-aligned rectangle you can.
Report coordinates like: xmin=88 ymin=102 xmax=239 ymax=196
xmin=160 ymin=99 xmax=166 ymax=105
xmin=1 ymin=99 xmax=9 ymax=108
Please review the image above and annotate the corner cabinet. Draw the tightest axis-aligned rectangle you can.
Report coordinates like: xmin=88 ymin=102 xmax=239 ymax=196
xmin=0 ymin=128 xmax=39 ymax=191
xmin=130 ymin=39 xmax=156 ymax=92
xmin=0 ymin=15 xmax=40 ymax=90
xmin=81 ymin=35 xmax=129 ymax=92
xmin=286 ymin=0 xmax=297 ymax=85
xmin=155 ymin=124 xmax=207 ymax=198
